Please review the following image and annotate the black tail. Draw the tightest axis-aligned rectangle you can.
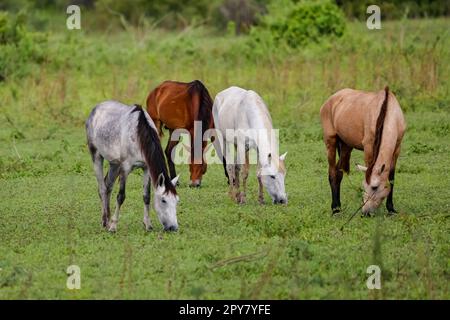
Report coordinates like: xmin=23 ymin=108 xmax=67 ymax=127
xmin=132 ymin=105 xmax=176 ymax=194
xmin=188 ymin=80 xmax=213 ymax=135
xmin=366 ymin=86 xmax=389 ymax=183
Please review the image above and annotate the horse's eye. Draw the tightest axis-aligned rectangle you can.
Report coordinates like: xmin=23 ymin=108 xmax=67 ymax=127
xmin=161 ymin=199 xmax=167 ymax=204
xmin=270 ymin=175 xmax=276 ymax=179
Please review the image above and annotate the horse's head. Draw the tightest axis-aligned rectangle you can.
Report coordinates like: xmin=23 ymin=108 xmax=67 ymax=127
xmin=189 ymin=163 xmax=206 ymax=188
xmin=154 ymin=174 xmax=180 ymax=231
xmin=260 ymin=152 xmax=288 ymax=204
xmin=357 ymin=164 xmax=390 ymax=215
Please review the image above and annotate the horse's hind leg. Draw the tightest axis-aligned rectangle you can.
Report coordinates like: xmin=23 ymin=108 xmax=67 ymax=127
xmin=142 ymin=168 xmax=153 ymax=231
xmin=108 ymin=167 xmax=130 ymax=232
xmin=103 ymin=163 xmax=120 ymax=226
xmin=326 ymin=135 xmax=342 ymax=214
xmin=92 ymin=153 xmax=109 ymax=227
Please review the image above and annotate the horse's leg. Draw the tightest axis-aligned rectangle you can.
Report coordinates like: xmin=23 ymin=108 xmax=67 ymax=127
xmin=92 ymin=154 xmax=109 ymax=227
xmin=165 ymin=129 xmax=179 ymax=180
xmin=326 ymin=135 xmax=342 ymax=214
xmin=257 ymin=174 xmax=265 ymax=205
xmin=108 ymin=167 xmax=130 ymax=232
xmin=335 ymin=141 xmax=352 ymax=212
xmin=226 ymin=145 xmax=237 ymax=201
xmin=189 ymin=127 xmax=202 ymax=187
xmin=104 ymin=163 xmax=120 ymax=226
xmin=386 ymin=145 xmax=401 ymax=214
xmin=238 ymin=151 xmax=249 ymax=204
xmin=211 ymin=133 xmax=229 ymax=184
xmin=142 ymin=168 xmax=153 ymax=231
xmin=234 ymin=164 xmax=241 ymax=204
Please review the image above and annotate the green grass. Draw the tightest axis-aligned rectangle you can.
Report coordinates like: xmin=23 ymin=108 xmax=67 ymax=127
xmin=0 ymin=18 xmax=449 ymax=299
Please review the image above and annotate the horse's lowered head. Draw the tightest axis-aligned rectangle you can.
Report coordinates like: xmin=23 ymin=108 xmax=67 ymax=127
xmin=260 ymin=152 xmax=288 ymax=204
xmin=189 ymin=162 xmax=207 ymax=188
xmin=154 ymin=174 xmax=180 ymax=231
xmin=357 ymin=164 xmax=391 ymax=215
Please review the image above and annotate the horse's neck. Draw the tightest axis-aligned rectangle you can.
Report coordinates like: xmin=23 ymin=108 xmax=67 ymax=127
xmin=373 ymin=117 xmax=399 ymax=170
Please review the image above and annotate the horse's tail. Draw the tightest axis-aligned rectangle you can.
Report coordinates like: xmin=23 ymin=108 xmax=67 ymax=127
xmin=188 ymin=80 xmax=213 ymax=135
xmin=132 ymin=104 xmax=176 ymax=194
xmin=366 ymin=86 xmax=389 ymax=183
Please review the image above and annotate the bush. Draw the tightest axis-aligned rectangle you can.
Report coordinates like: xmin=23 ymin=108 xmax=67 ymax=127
xmin=0 ymin=11 xmax=47 ymax=80
xmin=250 ymin=0 xmax=346 ymax=48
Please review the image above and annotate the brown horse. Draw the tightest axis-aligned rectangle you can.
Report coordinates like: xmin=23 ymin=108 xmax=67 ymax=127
xmin=320 ymin=87 xmax=406 ymax=216
xmin=146 ymin=80 xmax=214 ymax=187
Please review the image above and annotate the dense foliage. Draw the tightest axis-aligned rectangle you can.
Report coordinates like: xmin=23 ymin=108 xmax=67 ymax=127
xmin=0 ymin=11 xmax=47 ymax=81
xmin=251 ymin=0 xmax=346 ymax=48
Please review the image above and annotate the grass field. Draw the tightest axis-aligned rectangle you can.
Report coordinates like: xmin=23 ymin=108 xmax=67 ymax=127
xmin=0 ymin=18 xmax=449 ymax=299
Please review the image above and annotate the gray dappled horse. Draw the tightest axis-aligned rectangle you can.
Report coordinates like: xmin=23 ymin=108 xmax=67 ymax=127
xmin=86 ymin=101 xmax=180 ymax=232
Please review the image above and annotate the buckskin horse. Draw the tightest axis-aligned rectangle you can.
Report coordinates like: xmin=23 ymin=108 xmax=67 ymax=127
xmin=86 ymin=101 xmax=180 ymax=232
xmin=146 ymin=80 xmax=214 ymax=187
xmin=320 ymin=87 xmax=406 ymax=216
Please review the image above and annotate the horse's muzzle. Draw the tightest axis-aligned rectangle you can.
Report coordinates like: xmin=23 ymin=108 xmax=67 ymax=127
xmin=164 ymin=225 xmax=179 ymax=232
xmin=273 ymin=197 xmax=287 ymax=205
xmin=189 ymin=180 xmax=201 ymax=188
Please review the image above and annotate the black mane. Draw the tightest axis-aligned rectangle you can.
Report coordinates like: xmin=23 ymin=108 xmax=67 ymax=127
xmin=366 ymin=86 xmax=389 ymax=183
xmin=187 ymin=80 xmax=213 ymax=134
xmin=132 ymin=105 xmax=176 ymax=195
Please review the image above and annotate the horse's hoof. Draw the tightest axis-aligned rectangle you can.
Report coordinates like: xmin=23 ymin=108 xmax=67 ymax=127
xmin=387 ymin=210 xmax=398 ymax=216
xmin=108 ymin=223 xmax=117 ymax=233
xmin=332 ymin=208 xmax=341 ymax=215
xmin=143 ymin=222 xmax=153 ymax=232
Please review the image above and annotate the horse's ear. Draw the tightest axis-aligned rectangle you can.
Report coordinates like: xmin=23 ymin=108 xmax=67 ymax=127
xmin=280 ymin=152 xmax=287 ymax=161
xmin=379 ymin=164 xmax=385 ymax=174
xmin=171 ymin=175 xmax=180 ymax=187
xmin=356 ymin=164 xmax=368 ymax=172
xmin=157 ymin=173 xmax=165 ymax=188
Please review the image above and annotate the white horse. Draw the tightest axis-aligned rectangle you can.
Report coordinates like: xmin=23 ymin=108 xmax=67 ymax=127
xmin=86 ymin=101 xmax=179 ymax=232
xmin=212 ymin=86 xmax=287 ymax=204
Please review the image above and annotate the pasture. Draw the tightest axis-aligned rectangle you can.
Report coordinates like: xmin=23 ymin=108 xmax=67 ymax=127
xmin=0 ymin=18 xmax=449 ymax=299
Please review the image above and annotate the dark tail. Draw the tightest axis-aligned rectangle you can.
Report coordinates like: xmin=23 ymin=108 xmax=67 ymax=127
xmin=188 ymin=80 xmax=213 ymax=135
xmin=132 ymin=105 xmax=176 ymax=194
xmin=366 ymin=86 xmax=389 ymax=183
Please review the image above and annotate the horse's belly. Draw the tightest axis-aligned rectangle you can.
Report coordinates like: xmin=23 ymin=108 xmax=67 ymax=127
xmin=158 ymin=98 xmax=192 ymax=129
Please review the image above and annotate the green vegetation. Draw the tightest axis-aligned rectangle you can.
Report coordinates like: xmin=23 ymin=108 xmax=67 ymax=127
xmin=0 ymin=5 xmax=449 ymax=299
xmin=251 ymin=0 xmax=346 ymax=48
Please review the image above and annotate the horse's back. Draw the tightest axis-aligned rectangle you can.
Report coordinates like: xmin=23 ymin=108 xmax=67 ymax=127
xmin=320 ymin=88 xmax=405 ymax=148
xmin=147 ymin=81 xmax=193 ymax=129
xmin=86 ymin=101 xmax=140 ymax=163
xmin=214 ymin=86 xmax=272 ymax=131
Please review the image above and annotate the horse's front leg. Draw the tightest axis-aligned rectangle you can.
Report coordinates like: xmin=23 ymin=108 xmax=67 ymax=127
xmin=142 ymin=168 xmax=153 ymax=231
xmin=238 ymin=151 xmax=249 ymax=204
xmin=386 ymin=145 xmax=401 ymax=214
xmin=165 ymin=130 xmax=179 ymax=181
xmin=108 ymin=167 xmax=130 ymax=232
xmin=257 ymin=174 xmax=265 ymax=205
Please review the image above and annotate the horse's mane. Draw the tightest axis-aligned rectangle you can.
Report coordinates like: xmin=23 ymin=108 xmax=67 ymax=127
xmin=187 ymin=80 xmax=213 ymax=135
xmin=366 ymin=86 xmax=389 ymax=183
xmin=132 ymin=105 xmax=176 ymax=195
